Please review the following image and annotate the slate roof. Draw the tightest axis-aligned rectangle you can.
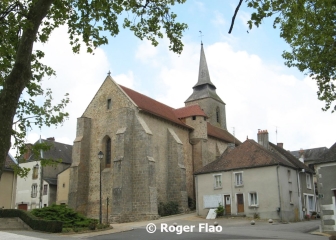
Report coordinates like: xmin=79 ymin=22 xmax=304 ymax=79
xmin=290 ymin=147 xmax=328 ymax=162
xmin=185 ymin=44 xmax=224 ymax=104
xmin=27 ymin=139 xmax=72 ymax=164
xmin=174 ymin=105 xmax=207 ymax=118
xmin=4 ymin=153 xmax=17 ymax=170
xmin=317 ymin=142 xmax=336 ymax=164
xmin=195 ymin=139 xmax=296 ymax=175
xmin=270 ymin=143 xmax=314 ymax=174
xmin=43 ymin=178 xmax=58 ymax=186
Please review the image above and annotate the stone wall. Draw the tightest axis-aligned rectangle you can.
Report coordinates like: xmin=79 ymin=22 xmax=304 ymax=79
xmin=186 ymin=98 xmax=226 ymax=130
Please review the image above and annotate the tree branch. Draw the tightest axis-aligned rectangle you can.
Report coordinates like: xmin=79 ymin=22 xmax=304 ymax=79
xmin=228 ymin=0 xmax=243 ymax=34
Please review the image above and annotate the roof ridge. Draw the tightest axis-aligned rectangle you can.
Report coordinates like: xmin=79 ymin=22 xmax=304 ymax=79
xmin=120 ymin=85 xmax=175 ymax=110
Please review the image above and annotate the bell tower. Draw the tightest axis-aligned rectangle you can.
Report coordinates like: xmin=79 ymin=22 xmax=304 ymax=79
xmin=185 ymin=43 xmax=227 ymax=130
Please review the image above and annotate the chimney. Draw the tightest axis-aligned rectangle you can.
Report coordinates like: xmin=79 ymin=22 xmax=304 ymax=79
xmin=23 ymin=143 xmax=33 ymax=160
xmin=277 ymin=143 xmax=284 ymax=148
xmin=46 ymin=137 xmax=55 ymax=141
xmin=257 ymin=129 xmax=269 ymax=149
xmin=299 ymin=148 xmax=304 ymax=162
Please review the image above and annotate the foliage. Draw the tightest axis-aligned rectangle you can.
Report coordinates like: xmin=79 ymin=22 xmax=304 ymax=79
xmin=215 ymin=203 xmax=224 ymax=216
xmin=253 ymin=212 xmax=260 ymax=219
xmin=188 ymin=196 xmax=196 ymax=210
xmin=158 ymin=201 xmax=180 ymax=216
xmin=30 ymin=204 xmax=97 ymax=229
xmin=0 ymin=208 xmax=62 ymax=232
xmin=246 ymin=0 xmax=336 ymax=112
xmin=304 ymin=214 xmax=310 ymax=220
xmin=0 ymin=0 xmax=187 ymax=179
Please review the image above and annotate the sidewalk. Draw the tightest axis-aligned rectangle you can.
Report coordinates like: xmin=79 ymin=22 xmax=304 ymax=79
xmin=0 ymin=213 xmax=331 ymax=240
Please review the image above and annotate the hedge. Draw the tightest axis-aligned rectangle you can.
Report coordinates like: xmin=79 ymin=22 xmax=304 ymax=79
xmin=0 ymin=209 xmax=62 ymax=233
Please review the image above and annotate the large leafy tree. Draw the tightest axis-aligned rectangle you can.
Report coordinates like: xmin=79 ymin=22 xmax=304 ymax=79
xmin=243 ymin=0 xmax=336 ymax=112
xmin=0 ymin=0 xmax=187 ymax=178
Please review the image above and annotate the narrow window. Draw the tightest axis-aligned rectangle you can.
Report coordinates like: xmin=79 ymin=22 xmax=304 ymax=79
xmin=32 ymin=165 xmax=39 ymax=179
xmin=235 ymin=172 xmax=243 ymax=186
xmin=63 ymin=183 xmax=65 ymax=188
xmin=214 ymin=175 xmax=222 ymax=188
xmin=43 ymin=185 xmax=48 ymax=195
xmin=249 ymin=192 xmax=258 ymax=206
xmin=306 ymin=174 xmax=312 ymax=189
xmin=216 ymin=107 xmax=220 ymax=123
xmin=107 ymin=99 xmax=111 ymax=109
xmin=192 ymin=116 xmax=196 ymax=120
xmin=289 ymin=191 xmax=293 ymax=203
xmin=106 ymin=137 xmax=111 ymax=167
xmin=31 ymin=184 xmax=37 ymax=198
xmin=287 ymin=170 xmax=291 ymax=182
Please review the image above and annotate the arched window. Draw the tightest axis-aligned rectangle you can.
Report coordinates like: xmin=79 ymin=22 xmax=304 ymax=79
xmin=216 ymin=107 xmax=220 ymax=123
xmin=106 ymin=137 xmax=111 ymax=167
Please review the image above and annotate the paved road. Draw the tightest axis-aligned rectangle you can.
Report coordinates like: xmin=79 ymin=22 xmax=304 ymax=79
xmin=0 ymin=213 xmax=330 ymax=240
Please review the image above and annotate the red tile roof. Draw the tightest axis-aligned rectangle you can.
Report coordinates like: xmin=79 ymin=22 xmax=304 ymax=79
xmin=207 ymin=123 xmax=241 ymax=145
xmin=174 ymin=105 xmax=207 ymax=118
xmin=195 ymin=139 xmax=296 ymax=174
xmin=120 ymin=85 xmax=193 ymax=129
xmin=119 ymin=85 xmax=241 ymax=144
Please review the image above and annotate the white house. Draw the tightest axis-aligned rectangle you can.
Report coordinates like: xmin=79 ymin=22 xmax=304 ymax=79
xmin=15 ymin=138 xmax=72 ymax=210
xmin=195 ymin=130 xmax=315 ymax=222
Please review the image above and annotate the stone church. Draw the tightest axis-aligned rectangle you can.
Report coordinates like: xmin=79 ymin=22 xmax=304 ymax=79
xmin=68 ymin=44 xmax=241 ymax=222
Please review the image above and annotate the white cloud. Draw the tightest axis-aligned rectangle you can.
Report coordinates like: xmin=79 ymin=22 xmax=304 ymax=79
xmin=113 ymin=71 xmax=134 ymax=89
xmin=11 ymin=25 xmax=110 ymax=153
xmin=135 ymin=40 xmax=159 ymax=63
xmin=151 ymin=41 xmax=336 ymax=150
xmin=212 ymin=11 xmax=226 ymax=27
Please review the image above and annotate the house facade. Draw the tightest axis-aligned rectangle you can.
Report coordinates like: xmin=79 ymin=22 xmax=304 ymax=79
xmin=195 ymin=130 xmax=315 ymax=222
xmin=15 ymin=138 xmax=72 ymax=210
xmin=68 ymin=44 xmax=241 ymax=223
xmin=315 ymin=142 xmax=336 ymax=232
xmin=0 ymin=154 xmax=17 ymax=209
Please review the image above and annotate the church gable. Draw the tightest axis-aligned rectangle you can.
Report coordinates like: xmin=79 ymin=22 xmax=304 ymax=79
xmin=82 ymin=76 xmax=137 ymax=118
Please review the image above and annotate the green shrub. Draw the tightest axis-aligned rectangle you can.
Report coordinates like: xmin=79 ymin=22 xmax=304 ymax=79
xmin=0 ymin=209 xmax=62 ymax=232
xmin=30 ymin=204 xmax=97 ymax=229
xmin=158 ymin=201 xmax=180 ymax=217
xmin=215 ymin=203 xmax=224 ymax=216
xmin=253 ymin=212 xmax=260 ymax=219
xmin=188 ymin=197 xmax=196 ymax=210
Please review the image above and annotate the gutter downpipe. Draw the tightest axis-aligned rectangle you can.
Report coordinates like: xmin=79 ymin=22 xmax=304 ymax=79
xmin=276 ymin=164 xmax=282 ymax=222
xmin=297 ymin=170 xmax=303 ymax=220
xmin=39 ymin=137 xmax=43 ymax=208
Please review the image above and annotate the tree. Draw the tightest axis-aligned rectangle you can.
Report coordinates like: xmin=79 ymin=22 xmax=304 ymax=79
xmin=0 ymin=0 xmax=187 ymax=178
xmin=234 ymin=0 xmax=336 ymax=112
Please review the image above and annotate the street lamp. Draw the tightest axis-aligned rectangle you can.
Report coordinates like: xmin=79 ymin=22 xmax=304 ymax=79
xmin=98 ymin=151 xmax=104 ymax=224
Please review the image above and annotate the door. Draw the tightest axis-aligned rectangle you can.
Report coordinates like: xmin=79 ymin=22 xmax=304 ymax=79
xmin=237 ymin=194 xmax=244 ymax=213
xmin=18 ymin=204 xmax=27 ymax=211
xmin=224 ymin=195 xmax=231 ymax=215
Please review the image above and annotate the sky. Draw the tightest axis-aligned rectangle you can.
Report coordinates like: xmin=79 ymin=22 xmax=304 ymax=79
xmin=12 ymin=0 xmax=336 ymax=155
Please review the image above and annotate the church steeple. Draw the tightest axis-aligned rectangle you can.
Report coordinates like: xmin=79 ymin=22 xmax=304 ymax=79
xmin=185 ymin=43 xmax=227 ymax=130
xmin=194 ymin=43 xmax=216 ymax=88
xmin=185 ymin=43 xmax=224 ymax=104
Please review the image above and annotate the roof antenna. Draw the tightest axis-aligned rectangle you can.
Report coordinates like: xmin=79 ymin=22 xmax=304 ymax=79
xmin=275 ymin=126 xmax=278 ymax=144
xmin=199 ymin=31 xmax=204 ymax=44
xmin=232 ymin=127 xmax=235 ymax=145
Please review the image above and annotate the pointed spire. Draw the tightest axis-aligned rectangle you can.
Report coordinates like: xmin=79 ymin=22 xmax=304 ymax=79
xmin=194 ymin=43 xmax=215 ymax=88
xmin=185 ymin=43 xmax=224 ymax=104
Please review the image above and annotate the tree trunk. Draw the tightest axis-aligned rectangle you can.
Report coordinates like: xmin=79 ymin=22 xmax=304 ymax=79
xmin=0 ymin=0 xmax=55 ymax=178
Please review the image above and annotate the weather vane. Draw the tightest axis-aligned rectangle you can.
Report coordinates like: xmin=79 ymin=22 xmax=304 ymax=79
xmin=199 ymin=31 xmax=204 ymax=44
xmin=107 ymin=70 xmax=111 ymax=76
